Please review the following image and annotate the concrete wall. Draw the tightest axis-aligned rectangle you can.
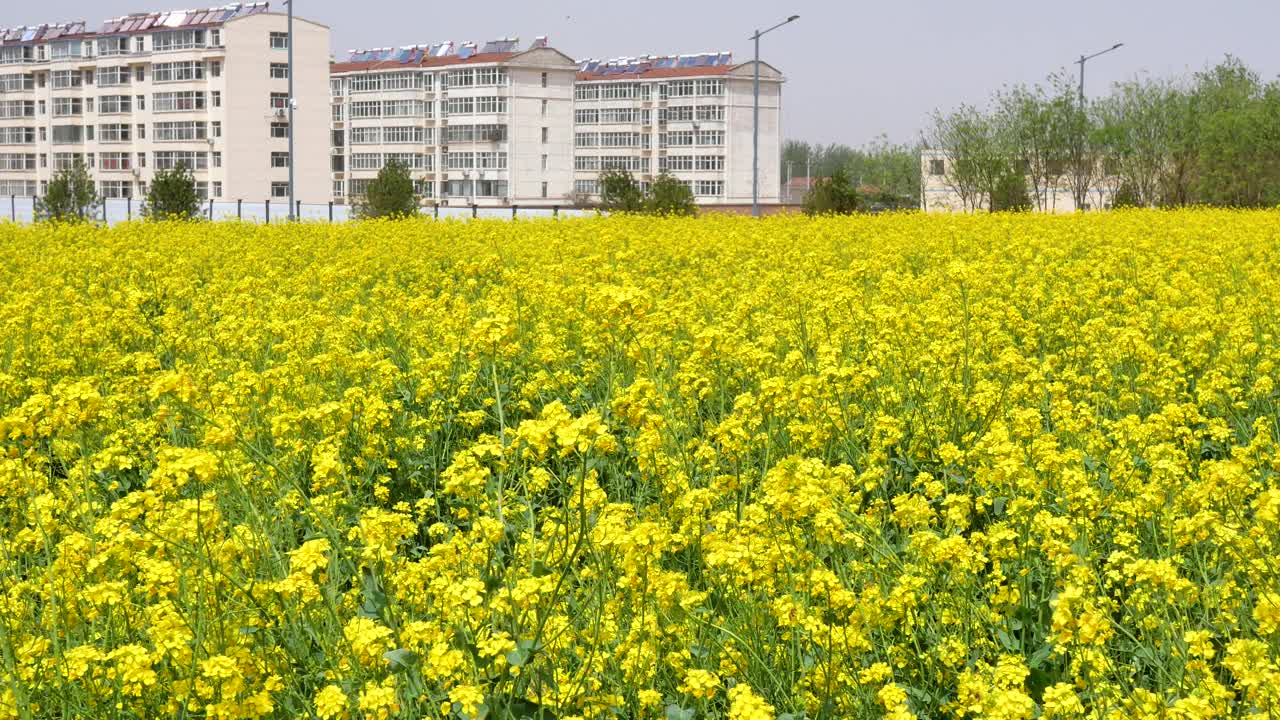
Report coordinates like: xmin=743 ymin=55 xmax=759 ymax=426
xmin=223 ymin=12 xmax=330 ymax=203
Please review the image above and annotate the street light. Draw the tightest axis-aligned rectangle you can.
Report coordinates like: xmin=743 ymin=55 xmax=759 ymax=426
xmin=286 ymin=0 xmax=296 ymax=221
xmin=1075 ymin=42 xmax=1123 ymax=111
xmin=1072 ymin=42 xmax=1122 ymax=211
xmin=751 ymin=14 xmax=799 ymax=217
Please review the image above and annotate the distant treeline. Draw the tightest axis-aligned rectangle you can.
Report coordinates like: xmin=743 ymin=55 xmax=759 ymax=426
xmin=927 ymin=56 xmax=1280 ymax=211
xmin=781 ymin=136 xmax=921 ymax=209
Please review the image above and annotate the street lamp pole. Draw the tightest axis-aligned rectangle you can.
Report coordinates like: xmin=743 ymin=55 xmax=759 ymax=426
xmin=1075 ymin=42 xmax=1123 ymax=112
xmin=287 ymin=0 xmax=296 ymax=221
xmin=1072 ymin=42 xmax=1122 ymax=211
xmin=751 ymin=14 xmax=798 ymax=217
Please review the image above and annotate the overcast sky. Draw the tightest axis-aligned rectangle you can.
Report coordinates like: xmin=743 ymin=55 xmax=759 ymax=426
xmin=18 ymin=0 xmax=1280 ymax=147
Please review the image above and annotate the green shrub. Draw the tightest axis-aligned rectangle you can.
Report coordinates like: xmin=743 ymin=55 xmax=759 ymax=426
xmin=143 ymin=164 xmax=202 ymax=221
xmin=36 ymin=159 xmax=101 ymax=223
xmin=356 ymin=160 xmax=419 ymax=219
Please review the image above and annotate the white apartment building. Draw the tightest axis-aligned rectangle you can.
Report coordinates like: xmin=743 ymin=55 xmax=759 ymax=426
xmin=921 ymin=149 xmax=1117 ymax=213
xmin=0 ymin=3 xmax=330 ymax=205
xmin=329 ymin=39 xmax=578 ymax=207
xmin=572 ymin=53 xmax=784 ymax=205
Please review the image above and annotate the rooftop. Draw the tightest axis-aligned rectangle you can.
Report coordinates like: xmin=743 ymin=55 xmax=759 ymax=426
xmin=0 ymin=3 xmax=269 ymax=45
xmin=575 ymin=52 xmax=737 ymax=81
xmin=330 ymin=37 xmax=550 ymax=73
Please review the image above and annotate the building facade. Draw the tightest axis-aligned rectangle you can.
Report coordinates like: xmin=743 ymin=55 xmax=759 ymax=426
xmin=0 ymin=3 xmax=331 ymax=204
xmin=329 ymin=40 xmax=578 ymax=207
xmin=920 ymin=149 xmax=1117 ymax=213
xmin=572 ymin=54 xmax=784 ymax=205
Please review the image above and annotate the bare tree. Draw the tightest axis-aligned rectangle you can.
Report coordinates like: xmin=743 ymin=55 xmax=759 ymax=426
xmin=926 ymin=105 xmax=1006 ymax=211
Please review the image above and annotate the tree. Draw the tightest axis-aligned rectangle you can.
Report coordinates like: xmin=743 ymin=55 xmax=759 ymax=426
xmin=782 ymin=136 xmax=921 ymax=206
xmin=1190 ymin=57 xmax=1280 ymax=207
xmin=355 ymin=159 xmax=419 ymax=219
xmin=143 ymin=163 xmax=202 ymax=221
xmin=926 ymin=105 xmax=1008 ymax=210
xmin=994 ymin=82 xmax=1069 ymax=211
xmin=36 ymin=158 xmax=100 ymax=223
xmin=989 ymin=167 xmax=1032 ymax=211
xmin=645 ymin=172 xmax=696 ymax=216
xmin=1093 ymin=77 xmax=1177 ymax=208
xmin=802 ymin=168 xmax=861 ymax=215
xmin=598 ymin=168 xmax=645 ymax=212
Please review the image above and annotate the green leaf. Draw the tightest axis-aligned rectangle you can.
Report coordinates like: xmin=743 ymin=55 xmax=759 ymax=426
xmin=383 ymin=648 xmax=417 ymax=670
xmin=1028 ymin=642 xmax=1055 ymax=669
xmin=665 ymin=705 xmax=695 ymax=720
xmin=505 ymin=647 xmax=530 ymax=668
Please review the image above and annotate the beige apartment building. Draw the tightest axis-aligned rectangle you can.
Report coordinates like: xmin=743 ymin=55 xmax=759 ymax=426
xmin=0 ymin=3 xmax=330 ymax=204
xmin=329 ymin=40 xmax=578 ymax=207
xmin=328 ymin=46 xmax=785 ymax=208
xmin=572 ymin=54 xmax=785 ymax=205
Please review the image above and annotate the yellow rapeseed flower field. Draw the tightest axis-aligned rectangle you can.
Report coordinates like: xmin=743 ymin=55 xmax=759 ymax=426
xmin=1 ymin=211 xmax=1279 ymax=720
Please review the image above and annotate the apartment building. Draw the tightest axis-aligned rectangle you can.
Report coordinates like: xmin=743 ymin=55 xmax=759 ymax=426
xmin=329 ymin=39 xmax=578 ymax=206
xmin=572 ymin=53 xmax=784 ymax=205
xmin=0 ymin=3 xmax=330 ymax=204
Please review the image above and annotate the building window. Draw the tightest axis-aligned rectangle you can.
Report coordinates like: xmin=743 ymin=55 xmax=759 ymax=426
xmin=211 ymin=91 xmax=221 ymax=108
xmin=541 ymin=99 xmax=548 ymax=117
xmin=153 ymin=91 xmax=207 ymax=113
xmin=152 ymin=29 xmax=207 ymax=52
xmin=270 ymin=122 xmax=289 ymax=138
xmin=211 ymin=121 xmax=222 ymax=138
xmin=212 ymin=181 xmax=222 ymax=197
xmin=929 ymin=158 xmax=945 ymax=176
xmin=212 ymin=151 xmax=222 ymax=168
xmin=136 ymin=123 xmax=145 ymax=139
xmin=135 ymin=66 xmax=145 ymax=82
xmin=136 ymin=95 xmax=145 ymax=110
xmin=153 ymin=121 xmax=208 ymax=142
xmin=270 ymin=32 xmax=289 ymax=50
xmin=153 ymin=61 xmax=204 ymax=83
xmin=271 ymin=181 xmax=290 ymax=197
xmin=541 ymin=182 xmax=548 ymax=198
xmin=271 ymin=151 xmax=290 ymax=168
xmin=541 ymin=154 xmax=547 ymax=171
xmin=270 ymin=92 xmax=290 ymax=110
xmin=154 ymin=151 xmax=209 ymax=170
xmin=209 ymin=61 xmax=222 ymax=78
xmin=541 ymin=127 xmax=548 ymax=143
xmin=540 ymin=71 xmax=547 ymax=88
xmin=135 ymin=36 xmax=145 ymax=53
xmin=211 ymin=29 xmax=222 ymax=47
xmin=137 ymin=152 xmax=146 ymax=168
xmin=270 ymin=63 xmax=289 ymax=79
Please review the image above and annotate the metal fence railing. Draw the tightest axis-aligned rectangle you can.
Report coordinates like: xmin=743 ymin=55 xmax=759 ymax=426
xmin=1 ymin=195 xmax=601 ymax=225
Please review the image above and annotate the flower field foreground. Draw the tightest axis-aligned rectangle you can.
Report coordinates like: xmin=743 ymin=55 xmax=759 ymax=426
xmin=2 ymin=211 xmax=1280 ymax=720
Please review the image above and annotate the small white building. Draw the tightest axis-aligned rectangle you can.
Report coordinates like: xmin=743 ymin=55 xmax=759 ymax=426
xmin=921 ymin=149 xmax=1118 ymax=213
xmin=329 ymin=39 xmax=578 ymax=207
xmin=0 ymin=3 xmax=332 ymax=204
xmin=572 ymin=53 xmax=784 ymax=206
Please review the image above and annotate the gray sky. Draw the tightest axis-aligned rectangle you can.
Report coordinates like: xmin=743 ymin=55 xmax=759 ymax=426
xmin=19 ymin=0 xmax=1280 ymax=147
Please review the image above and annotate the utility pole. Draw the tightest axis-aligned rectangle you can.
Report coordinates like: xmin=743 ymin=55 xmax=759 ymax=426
xmin=750 ymin=14 xmax=799 ymax=217
xmin=287 ymin=0 xmax=296 ymax=220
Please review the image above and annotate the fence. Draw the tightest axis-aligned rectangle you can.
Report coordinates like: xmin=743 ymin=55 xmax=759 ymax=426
xmin=1 ymin=195 xmax=601 ymax=225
